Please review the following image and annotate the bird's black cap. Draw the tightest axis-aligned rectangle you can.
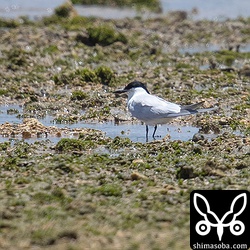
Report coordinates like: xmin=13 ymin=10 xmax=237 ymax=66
xmin=114 ymin=80 xmax=150 ymax=94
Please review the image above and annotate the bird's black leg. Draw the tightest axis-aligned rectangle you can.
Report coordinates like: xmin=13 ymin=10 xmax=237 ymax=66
xmin=152 ymin=125 xmax=157 ymax=139
xmin=146 ymin=125 xmax=149 ymax=142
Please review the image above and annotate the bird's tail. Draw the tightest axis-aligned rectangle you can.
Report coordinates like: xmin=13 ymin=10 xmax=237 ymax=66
xmin=166 ymin=106 xmax=217 ymax=118
xmin=181 ymin=101 xmax=217 ymax=115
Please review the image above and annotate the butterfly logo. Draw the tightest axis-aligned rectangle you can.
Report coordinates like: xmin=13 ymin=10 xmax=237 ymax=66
xmin=193 ymin=193 xmax=247 ymax=241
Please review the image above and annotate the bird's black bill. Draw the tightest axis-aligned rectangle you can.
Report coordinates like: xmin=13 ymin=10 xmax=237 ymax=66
xmin=113 ymin=89 xmax=127 ymax=94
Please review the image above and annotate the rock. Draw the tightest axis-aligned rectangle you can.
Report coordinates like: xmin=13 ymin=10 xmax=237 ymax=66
xmin=235 ymin=162 xmax=248 ymax=169
xmin=22 ymin=131 xmax=31 ymax=139
xmin=192 ymin=133 xmax=205 ymax=142
xmin=56 ymin=132 xmax=62 ymax=137
xmin=54 ymin=1 xmax=78 ymax=19
xmin=132 ymin=159 xmax=144 ymax=164
xmin=239 ymin=65 xmax=250 ymax=77
xmin=131 ymin=172 xmax=148 ymax=180
xmin=23 ymin=118 xmax=45 ymax=128
xmin=57 ymin=230 xmax=78 ymax=240
xmin=218 ymin=118 xmax=229 ymax=125
xmin=177 ymin=166 xmax=197 ymax=179
xmin=75 ymin=32 xmax=94 ymax=46
xmin=193 ymin=144 xmax=202 ymax=154
xmin=0 ymin=118 xmax=104 ymax=140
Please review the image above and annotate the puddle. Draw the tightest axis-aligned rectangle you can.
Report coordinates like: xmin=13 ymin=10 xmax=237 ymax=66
xmin=176 ymin=43 xmax=250 ymax=70
xmin=177 ymin=44 xmax=221 ymax=55
xmin=0 ymin=104 xmax=22 ymax=124
xmin=178 ymin=43 xmax=250 ymax=55
xmin=0 ymin=0 xmax=250 ymax=20
xmin=161 ymin=0 xmax=250 ymax=20
xmin=68 ymin=122 xmax=199 ymax=143
xmin=0 ymin=0 xmax=64 ymax=20
xmin=74 ymin=5 xmax=140 ymax=20
xmin=0 ymin=105 xmax=200 ymax=143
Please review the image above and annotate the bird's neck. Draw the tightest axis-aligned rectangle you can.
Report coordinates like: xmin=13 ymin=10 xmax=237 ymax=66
xmin=127 ymin=88 xmax=148 ymax=101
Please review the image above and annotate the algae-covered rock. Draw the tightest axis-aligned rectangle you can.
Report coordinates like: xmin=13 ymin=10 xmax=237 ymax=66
xmin=54 ymin=1 xmax=78 ymax=18
xmin=55 ymin=138 xmax=92 ymax=152
xmin=86 ymin=24 xmax=127 ymax=46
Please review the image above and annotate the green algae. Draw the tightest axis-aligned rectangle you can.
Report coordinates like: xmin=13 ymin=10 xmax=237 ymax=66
xmin=75 ymin=68 xmax=97 ymax=82
xmin=87 ymin=24 xmax=128 ymax=46
xmin=55 ymin=138 xmax=97 ymax=152
xmin=95 ymin=65 xmax=115 ymax=85
xmin=0 ymin=141 xmax=10 ymax=151
xmin=87 ymin=183 xmax=123 ymax=197
xmin=0 ymin=16 xmax=33 ymax=28
xmin=53 ymin=66 xmax=115 ymax=86
xmin=42 ymin=45 xmax=59 ymax=55
xmin=6 ymin=48 xmax=29 ymax=68
xmin=0 ymin=89 xmax=8 ymax=96
xmin=71 ymin=90 xmax=88 ymax=101
xmin=54 ymin=1 xmax=76 ymax=18
xmin=0 ymin=18 xmax=20 ymax=28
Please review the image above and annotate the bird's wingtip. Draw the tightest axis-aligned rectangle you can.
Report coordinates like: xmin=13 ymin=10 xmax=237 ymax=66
xmin=181 ymin=101 xmax=205 ymax=110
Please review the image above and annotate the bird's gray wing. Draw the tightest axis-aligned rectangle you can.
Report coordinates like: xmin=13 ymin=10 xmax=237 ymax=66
xmin=144 ymin=95 xmax=181 ymax=114
xmin=165 ymin=107 xmax=217 ymax=118
xmin=129 ymin=94 xmax=181 ymax=120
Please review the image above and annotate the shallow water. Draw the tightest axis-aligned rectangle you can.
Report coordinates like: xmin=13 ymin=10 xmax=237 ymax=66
xmin=177 ymin=44 xmax=221 ymax=55
xmin=161 ymin=0 xmax=250 ymax=20
xmin=178 ymin=43 xmax=250 ymax=55
xmin=0 ymin=0 xmax=250 ymax=20
xmin=0 ymin=105 xmax=200 ymax=143
xmin=0 ymin=0 xmax=63 ymax=19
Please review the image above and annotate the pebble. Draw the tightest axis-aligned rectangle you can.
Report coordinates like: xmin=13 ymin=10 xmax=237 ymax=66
xmin=131 ymin=172 xmax=148 ymax=180
xmin=192 ymin=133 xmax=205 ymax=142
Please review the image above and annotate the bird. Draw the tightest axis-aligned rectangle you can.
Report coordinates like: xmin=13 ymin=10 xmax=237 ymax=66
xmin=114 ymin=80 xmax=216 ymax=141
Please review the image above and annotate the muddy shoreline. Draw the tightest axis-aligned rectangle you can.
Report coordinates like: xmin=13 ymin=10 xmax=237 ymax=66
xmin=0 ymin=7 xmax=249 ymax=249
